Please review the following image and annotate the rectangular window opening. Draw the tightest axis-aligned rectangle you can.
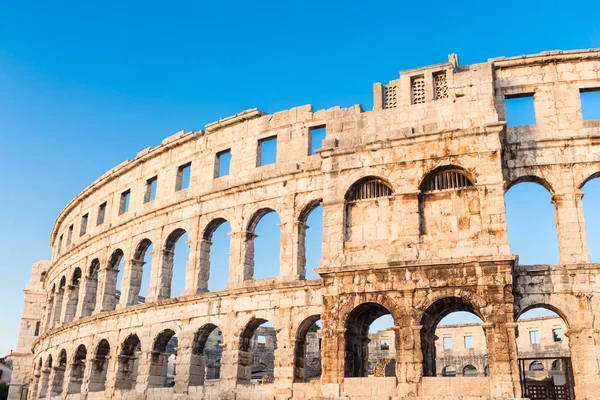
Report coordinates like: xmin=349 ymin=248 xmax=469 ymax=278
xmin=443 ymin=337 xmax=453 ymax=349
xmin=380 ymin=338 xmax=390 ymax=350
xmin=530 ymin=330 xmax=540 ymax=345
xmin=309 ymin=126 xmax=326 ymax=156
xmin=79 ymin=214 xmax=88 ymax=236
xmin=258 ymin=136 xmax=277 ymax=166
xmin=505 ymin=93 xmax=536 ymax=127
xmin=97 ymin=202 xmax=107 ymax=226
xmin=119 ymin=190 xmax=131 ymax=215
xmin=34 ymin=321 xmax=41 ymax=336
xmin=144 ymin=176 xmax=158 ymax=203
xmin=66 ymin=224 xmax=73 ymax=246
xmin=58 ymin=234 xmax=63 ymax=254
xmin=552 ymin=328 xmax=563 ymax=342
xmin=176 ymin=162 xmax=191 ymax=191
xmin=411 ymin=75 xmax=426 ymax=104
xmin=580 ymin=88 xmax=600 ymax=121
xmin=257 ymin=335 xmax=266 ymax=347
xmin=464 ymin=335 xmax=474 ymax=349
xmin=215 ymin=149 xmax=232 ymax=178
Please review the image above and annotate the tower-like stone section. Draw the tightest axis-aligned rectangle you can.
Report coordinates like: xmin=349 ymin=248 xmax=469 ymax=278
xmin=8 ymin=261 xmax=49 ymax=400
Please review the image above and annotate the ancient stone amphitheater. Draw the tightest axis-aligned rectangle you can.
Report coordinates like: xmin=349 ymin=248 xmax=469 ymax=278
xmin=9 ymin=49 xmax=600 ymax=400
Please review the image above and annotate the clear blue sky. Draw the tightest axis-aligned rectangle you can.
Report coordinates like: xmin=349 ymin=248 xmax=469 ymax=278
xmin=1 ymin=1 xmax=599 ymax=355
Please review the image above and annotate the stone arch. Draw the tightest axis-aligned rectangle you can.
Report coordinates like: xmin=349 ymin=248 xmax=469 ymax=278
xmin=420 ymin=296 xmax=486 ymax=377
xmin=442 ymin=365 xmax=457 ymax=377
xmin=38 ymin=354 xmax=53 ymax=398
xmin=237 ymin=317 xmax=277 ymax=382
xmin=162 ymin=228 xmax=189 ymax=299
xmin=81 ymin=258 xmax=100 ymax=317
xmin=419 ymin=165 xmax=475 ymax=192
xmin=149 ymin=328 xmax=179 ymax=387
xmin=297 ymin=199 xmax=323 ymax=280
xmin=68 ymin=344 xmax=86 ymax=394
xmin=578 ymin=170 xmax=600 ymax=190
xmin=343 ymin=302 xmax=396 ymax=378
xmin=103 ymin=248 xmax=124 ymax=310
xmin=505 ymin=175 xmax=555 ymax=195
xmin=64 ymin=267 xmax=82 ymax=323
xmin=580 ymin=170 xmax=600 ymax=262
xmin=115 ymin=334 xmax=141 ymax=390
xmin=51 ymin=349 xmax=67 ymax=396
xmin=129 ymin=239 xmax=153 ymax=303
xmin=463 ymin=364 xmax=478 ymax=377
xmin=515 ymin=302 xmax=571 ymax=329
xmin=52 ymin=276 xmax=67 ymax=328
xmin=200 ymin=218 xmax=232 ymax=292
xmin=89 ymin=339 xmax=110 ymax=392
xmin=293 ymin=314 xmax=322 ymax=382
xmin=189 ymin=323 xmax=223 ymax=385
xmin=246 ymin=208 xmax=282 ymax=280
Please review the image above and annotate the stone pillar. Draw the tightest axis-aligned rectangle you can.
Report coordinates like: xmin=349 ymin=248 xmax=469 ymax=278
xmin=49 ymin=365 xmax=65 ymax=397
xmin=217 ymin=331 xmax=241 ymax=392
xmin=38 ymin=368 xmax=51 ymax=398
xmin=148 ymin=248 xmax=172 ymax=302
xmin=41 ymin=297 xmax=54 ymax=333
xmin=273 ymin=329 xmax=294 ymax=388
xmin=62 ymin=283 xmax=79 ymax=324
xmin=103 ymin=355 xmax=119 ymax=398
xmin=482 ymin=322 xmax=520 ymax=399
xmin=394 ymin=325 xmax=421 ymax=396
xmin=134 ymin=351 xmax=152 ymax=392
xmin=320 ymin=200 xmax=345 ymax=270
xmin=76 ymin=275 xmax=97 ymax=318
xmin=226 ymin=231 xmax=255 ymax=288
xmin=321 ymin=325 xmax=344 ymax=384
xmin=553 ymin=191 xmax=590 ymax=264
xmin=120 ymin=259 xmax=144 ymax=306
xmin=186 ymin=238 xmax=209 ymax=295
xmin=51 ymin=290 xmax=64 ymax=329
xmin=98 ymin=266 xmax=120 ymax=311
xmin=174 ymin=338 xmax=194 ymax=392
xmin=278 ymin=221 xmax=297 ymax=281
xmin=567 ymin=325 xmax=600 ymax=399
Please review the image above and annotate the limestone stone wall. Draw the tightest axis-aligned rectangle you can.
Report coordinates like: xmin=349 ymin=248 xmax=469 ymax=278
xmin=9 ymin=48 xmax=600 ymax=400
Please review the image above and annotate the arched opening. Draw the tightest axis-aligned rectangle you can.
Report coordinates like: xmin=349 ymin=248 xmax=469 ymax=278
xmin=32 ymin=358 xmax=42 ymax=398
xmin=418 ymin=166 xmax=478 ymax=242
xmin=345 ymin=177 xmax=394 ymax=242
xmin=299 ymin=201 xmax=323 ymax=280
xmin=44 ymin=285 xmax=55 ymax=333
xmin=442 ymin=366 xmax=457 ymax=377
xmin=463 ymin=364 xmax=478 ymax=377
xmin=132 ymin=239 xmax=153 ymax=303
xmin=294 ymin=315 xmax=322 ymax=382
xmin=163 ymin=229 xmax=189 ymax=298
xmin=248 ymin=209 xmax=281 ymax=280
xmin=68 ymin=345 xmax=86 ymax=394
xmin=238 ymin=319 xmax=277 ymax=383
xmin=149 ymin=329 xmax=178 ymax=387
xmin=52 ymin=277 xmax=66 ymax=328
xmin=105 ymin=249 xmax=124 ymax=310
xmin=64 ymin=268 xmax=82 ymax=323
xmin=189 ymin=324 xmax=223 ymax=386
xmin=505 ymin=179 xmax=559 ymax=265
xmin=516 ymin=306 xmax=573 ymax=398
xmin=421 ymin=297 xmax=486 ymax=377
xmin=581 ymin=174 xmax=600 ymax=262
xmin=202 ymin=219 xmax=231 ymax=292
xmin=89 ymin=339 xmax=110 ymax=392
xmin=51 ymin=350 xmax=67 ymax=396
xmin=115 ymin=334 xmax=141 ymax=390
xmin=344 ymin=303 xmax=395 ymax=378
xmin=39 ymin=355 xmax=52 ymax=398
xmin=82 ymin=259 xmax=100 ymax=317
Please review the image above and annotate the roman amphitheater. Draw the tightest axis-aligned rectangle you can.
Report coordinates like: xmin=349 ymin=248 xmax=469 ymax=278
xmin=8 ymin=49 xmax=600 ymax=400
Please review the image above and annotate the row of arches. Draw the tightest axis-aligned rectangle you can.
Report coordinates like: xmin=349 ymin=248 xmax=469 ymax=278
xmin=43 ymin=204 xmax=324 ymax=331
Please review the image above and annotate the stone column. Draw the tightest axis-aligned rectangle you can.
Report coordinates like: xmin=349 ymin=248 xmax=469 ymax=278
xmin=147 ymin=248 xmax=172 ymax=302
xmin=278 ymin=221 xmax=298 ymax=281
xmin=103 ymin=354 xmax=119 ymax=398
xmin=482 ymin=322 xmax=520 ymax=399
xmin=567 ymin=325 xmax=600 ymax=399
xmin=134 ymin=351 xmax=152 ymax=392
xmin=226 ymin=231 xmax=255 ymax=288
xmin=185 ymin=238 xmax=209 ymax=295
xmin=320 ymin=200 xmax=345 ymax=270
xmin=394 ymin=325 xmax=421 ymax=396
xmin=51 ymin=290 xmax=64 ymax=329
xmin=76 ymin=275 xmax=97 ymax=318
xmin=98 ymin=266 xmax=120 ymax=312
xmin=273 ymin=328 xmax=294 ymax=388
xmin=41 ymin=297 xmax=54 ymax=333
xmin=173 ymin=337 xmax=194 ymax=392
xmin=553 ymin=191 xmax=590 ymax=264
xmin=62 ymin=283 xmax=79 ymax=324
xmin=120 ymin=259 xmax=144 ymax=306
xmin=320 ymin=325 xmax=344 ymax=384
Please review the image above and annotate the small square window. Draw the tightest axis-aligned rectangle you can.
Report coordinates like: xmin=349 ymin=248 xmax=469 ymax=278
xmin=215 ymin=150 xmax=232 ymax=178
xmin=257 ymin=335 xmax=266 ymax=347
xmin=97 ymin=202 xmax=107 ymax=226
xmin=58 ymin=234 xmax=63 ymax=254
xmin=80 ymin=214 xmax=88 ymax=236
xmin=309 ymin=126 xmax=326 ymax=155
xmin=66 ymin=224 xmax=73 ymax=246
xmin=34 ymin=321 xmax=41 ymax=336
xmin=443 ymin=337 xmax=453 ymax=349
xmin=258 ymin=136 xmax=277 ymax=166
xmin=176 ymin=163 xmax=191 ymax=191
xmin=580 ymin=88 xmax=600 ymax=121
xmin=119 ymin=190 xmax=131 ymax=215
xmin=144 ymin=176 xmax=158 ymax=203
xmin=464 ymin=335 xmax=474 ymax=349
xmin=552 ymin=328 xmax=563 ymax=342
xmin=530 ymin=330 xmax=540 ymax=345
xmin=505 ymin=93 xmax=536 ymax=127
xmin=380 ymin=338 xmax=390 ymax=350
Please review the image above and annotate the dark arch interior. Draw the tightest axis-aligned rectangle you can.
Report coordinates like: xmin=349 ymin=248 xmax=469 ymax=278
xmin=190 ymin=324 xmax=223 ymax=385
xmin=344 ymin=302 xmax=392 ymax=377
xmin=237 ymin=318 xmax=277 ymax=382
xmin=294 ymin=315 xmax=322 ymax=382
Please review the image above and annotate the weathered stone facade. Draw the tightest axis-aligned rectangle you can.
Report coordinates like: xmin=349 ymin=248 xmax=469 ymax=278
xmin=8 ymin=48 xmax=600 ymax=399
